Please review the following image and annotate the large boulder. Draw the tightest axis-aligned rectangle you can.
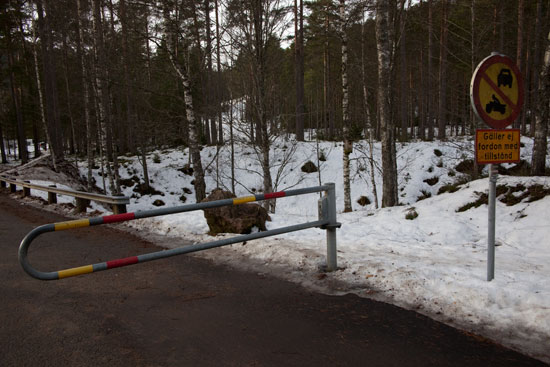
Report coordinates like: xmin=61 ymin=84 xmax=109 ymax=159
xmin=202 ymin=189 xmax=270 ymax=235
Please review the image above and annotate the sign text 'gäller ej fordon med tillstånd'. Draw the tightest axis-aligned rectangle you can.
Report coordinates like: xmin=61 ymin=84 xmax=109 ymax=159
xmin=475 ymin=129 xmax=520 ymax=164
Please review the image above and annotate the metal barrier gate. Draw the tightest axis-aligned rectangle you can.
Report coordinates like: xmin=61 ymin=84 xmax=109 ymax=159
xmin=19 ymin=183 xmax=340 ymax=280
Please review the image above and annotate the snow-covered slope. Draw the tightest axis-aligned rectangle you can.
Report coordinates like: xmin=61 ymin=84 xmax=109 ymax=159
xmin=71 ymin=134 xmax=550 ymax=362
xmin=0 ymin=129 xmax=539 ymax=361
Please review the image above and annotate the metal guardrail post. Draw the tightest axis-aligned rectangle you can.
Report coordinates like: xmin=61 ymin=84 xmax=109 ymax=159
xmin=325 ymin=183 xmax=339 ymax=271
xmin=10 ymin=183 xmax=16 ymax=193
xmin=48 ymin=185 xmax=57 ymax=204
xmin=0 ymin=179 xmax=6 ymax=188
xmin=112 ymin=195 xmax=127 ymax=214
xmin=23 ymin=181 xmax=31 ymax=197
xmin=75 ymin=198 xmax=89 ymax=213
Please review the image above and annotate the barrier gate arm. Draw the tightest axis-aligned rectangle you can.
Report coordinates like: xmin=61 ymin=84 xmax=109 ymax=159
xmin=19 ymin=184 xmax=339 ymax=280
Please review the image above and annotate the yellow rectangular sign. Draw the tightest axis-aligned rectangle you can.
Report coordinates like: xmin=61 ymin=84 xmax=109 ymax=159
xmin=475 ymin=129 xmax=520 ymax=164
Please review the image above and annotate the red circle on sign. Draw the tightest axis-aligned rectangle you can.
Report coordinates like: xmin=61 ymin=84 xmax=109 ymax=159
xmin=470 ymin=54 xmax=524 ymax=129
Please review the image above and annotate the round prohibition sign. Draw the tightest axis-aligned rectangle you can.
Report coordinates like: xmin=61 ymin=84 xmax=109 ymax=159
xmin=470 ymin=53 xmax=524 ymax=129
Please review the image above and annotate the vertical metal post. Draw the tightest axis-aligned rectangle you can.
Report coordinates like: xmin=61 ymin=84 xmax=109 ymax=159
xmin=326 ymin=182 xmax=338 ymax=271
xmin=48 ymin=185 xmax=57 ymax=204
xmin=75 ymin=198 xmax=89 ymax=213
xmin=23 ymin=181 xmax=31 ymax=197
xmin=487 ymin=164 xmax=497 ymax=281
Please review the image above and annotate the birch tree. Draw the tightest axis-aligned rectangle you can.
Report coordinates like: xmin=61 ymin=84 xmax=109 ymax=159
xmin=339 ymin=0 xmax=352 ymax=212
xmin=31 ymin=16 xmax=52 ymax=167
xmin=162 ymin=2 xmax=206 ymax=202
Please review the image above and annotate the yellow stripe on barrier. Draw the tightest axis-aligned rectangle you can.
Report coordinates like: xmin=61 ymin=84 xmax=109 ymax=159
xmin=58 ymin=265 xmax=94 ymax=279
xmin=233 ymin=196 xmax=256 ymax=205
xmin=54 ymin=219 xmax=90 ymax=231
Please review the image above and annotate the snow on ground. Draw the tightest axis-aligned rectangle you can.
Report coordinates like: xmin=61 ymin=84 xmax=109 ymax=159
xmin=4 ymin=129 xmax=548 ymax=362
xmin=76 ymin=133 xmax=550 ymax=362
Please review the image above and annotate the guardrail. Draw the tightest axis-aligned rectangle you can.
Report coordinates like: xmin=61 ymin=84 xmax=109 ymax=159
xmin=0 ymin=176 xmax=129 ymax=214
xmin=19 ymin=183 xmax=341 ymax=281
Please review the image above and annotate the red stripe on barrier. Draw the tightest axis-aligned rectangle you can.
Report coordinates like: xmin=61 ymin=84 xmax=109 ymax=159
xmin=264 ymin=191 xmax=286 ymax=200
xmin=102 ymin=212 xmax=135 ymax=224
xmin=106 ymin=256 xmax=139 ymax=269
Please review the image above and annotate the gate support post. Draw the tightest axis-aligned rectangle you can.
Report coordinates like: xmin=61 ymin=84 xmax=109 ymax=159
xmin=325 ymin=183 xmax=340 ymax=271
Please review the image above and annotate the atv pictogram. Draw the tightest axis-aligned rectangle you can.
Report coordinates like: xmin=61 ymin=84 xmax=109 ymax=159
xmin=497 ymin=69 xmax=513 ymax=88
xmin=485 ymin=95 xmax=506 ymax=115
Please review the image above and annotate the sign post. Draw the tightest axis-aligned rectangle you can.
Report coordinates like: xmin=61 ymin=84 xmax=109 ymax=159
xmin=470 ymin=53 xmax=524 ymax=281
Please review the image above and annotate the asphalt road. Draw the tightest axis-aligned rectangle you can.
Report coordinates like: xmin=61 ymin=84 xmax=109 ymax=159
xmin=0 ymin=190 xmax=547 ymax=366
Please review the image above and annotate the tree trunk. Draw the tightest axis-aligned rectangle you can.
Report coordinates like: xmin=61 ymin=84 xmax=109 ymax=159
xmin=32 ymin=17 xmax=54 ymax=168
xmin=36 ymin=0 xmax=64 ymax=163
xmin=399 ymin=0 xmax=408 ymax=141
xmin=61 ymin=32 xmax=77 ymax=156
xmin=340 ymin=0 xmax=352 ymax=213
xmin=361 ymin=10 xmax=379 ymax=208
xmin=253 ymin=1 xmax=275 ymax=212
xmin=419 ymin=46 xmax=426 ymax=140
xmin=6 ymin=32 xmax=28 ymax=164
xmin=531 ymin=0 xmax=543 ymax=137
xmin=0 ymin=121 xmax=6 ymax=163
xmin=470 ymin=0 xmax=476 ymax=135
xmin=324 ymin=9 xmax=334 ymax=139
xmin=76 ymin=0 xmax=94 ymax=190
xmin=120 ymin=0 xmax=136 ymax=154
xmin=294 ymin=0 xmax=305 ymax=141
xmin=91 ymin=0 xmax=117 ymax=194
xmin=437 ymin=0 xmax=448 ymax=140
xmin=427 ymin=0 xmax=434 ymax=141
xmin=229 ymin=93 xmax=235 ymax=194
xmin=215 ymin=0 xmax=224 ymax=145
xmin=531 ymin=31 xmax=550 ymax=175
xmin=515 ymin=0 xmax=525 ymax=129
xmin=205 ymin=0 xmax=217 ymax=146
xmin=163 ymin=6 xmax=206 ymax=202
xmin=376 ymin=0 xmax=398 ymax=207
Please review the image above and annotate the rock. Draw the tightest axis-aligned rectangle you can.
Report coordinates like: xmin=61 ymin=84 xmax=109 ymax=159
xmin=152 ymin=199 xmax=165 ymax=206
xmin=202 ymin=188 xmax=270 ymax=235
xmin=301 ymin=160 xmax=318 ymax=173
xmin=179 ymin=164 xmax=194 ymax=176
xmin=133 ymin=183 xmax=163 ymax=196
xmin=356 ymin=195 xmax=371 ymax=206
xmin=455 ymin=159 xmax=482 ymax=175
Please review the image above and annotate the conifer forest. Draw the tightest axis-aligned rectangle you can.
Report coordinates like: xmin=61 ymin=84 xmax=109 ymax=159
xmin=1 ymin=0 xmax=549 ymax=208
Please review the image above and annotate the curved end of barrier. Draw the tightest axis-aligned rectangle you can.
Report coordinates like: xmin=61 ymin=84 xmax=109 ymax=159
xmin=18 ymin=224 xmax=59 ymax=280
